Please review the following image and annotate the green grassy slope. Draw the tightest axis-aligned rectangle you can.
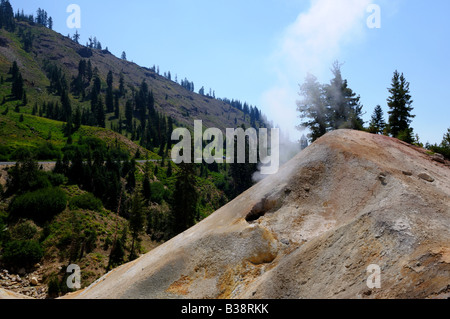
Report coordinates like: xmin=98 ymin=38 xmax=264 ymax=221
xmin=0 ymin=107 xmax=158 ymax=161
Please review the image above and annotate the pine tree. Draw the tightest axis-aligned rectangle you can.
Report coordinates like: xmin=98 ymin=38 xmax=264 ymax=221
xmin=114 ymin=91 xmax=120 ymax=118
xmin=61 ymin=89 xmax=72 ymax=122
xmin=86 ymin=60 xmax=93 ymax=82
xmin=324 ymin=62 xmax=364 ymax=130
xmin=148 ymin=91 xmax=155 ymax=117
xmin=243 ymin=103 xmax=249 ymax=116
xmin=297 ymin=62 xmax=364 ymax=142
xmin=74 ymin=107 xmax=82 ymax=130
xmin=10 ymin=61 xmax=19 ymax=80
xmin=69 ymin=148 xmax=84 ymax=185
xmin=142 ymin=164 xmax=152 ymax=202
xmin=11 ymin=72 xmax=24 ymax=100
xmin=126 ymin=157 xmax=136 ymax=191
xmin=128 ymin=192 xmax=145 ymax=260
xmin=36 ymin=8 xmax=49 ymax=27
xmin=125 ymin=100 xmax=133 ymax=132
xmin=21 ymin=30 xmax=34 ymax=52
xmin=119 ymin=72 xmax=125 ymax=97
xmin=229 ymin=133 xmax=257 ymax=198
xmin=387 ymin=70 xmax=415 ymax=142
xmin=171 ymin=163 xmax=198 ymax=235
xmin=296 ymin=73 xmax=328 ymax=142
xmin=0 ymin=0 xmax=15 ymax=32
xmin=136 ymin=80 xmax=148 ymax=127
xmin=73 ymin=30 xmax=80 ymax=44
xmin=96 ymin=98 xmax=105 ymax=128
xmin=108 ymin=225 xmax=127 ymax=269
xmin=443 ymin=128 xmax=450 ymax=149
xmin=92 ymin=74 xmax=101 ymax=96
xmin=368 ymin=105 xmax=386 ymax=135
xmin=105 ymin=71 xmax=114 ymax=113
xmin=22 ymin=89 xmax=27 ymax=105
xmin=166 ymin=116 xmax=174 ymax=151
xmin=72 ymin=60 xmax=86 ymax=97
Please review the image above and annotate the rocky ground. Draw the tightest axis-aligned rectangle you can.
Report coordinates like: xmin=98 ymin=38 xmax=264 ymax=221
xmin=0 ymin=266 xmax=47 ymax=299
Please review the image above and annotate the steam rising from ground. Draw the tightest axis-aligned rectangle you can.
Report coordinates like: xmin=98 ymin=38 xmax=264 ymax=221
xmin=252 ymin=129 xmax=302 ymax=183
xmin=261 ymin=0 xmax=372 ymax=143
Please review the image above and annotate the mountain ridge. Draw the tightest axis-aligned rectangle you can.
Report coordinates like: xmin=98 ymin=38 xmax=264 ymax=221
xmin=0 ymin=20 xmax=263 ymax=134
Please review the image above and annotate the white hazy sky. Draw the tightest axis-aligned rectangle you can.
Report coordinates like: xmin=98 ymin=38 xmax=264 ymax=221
xmin=11 ymin=0 xmax=450 ymax=144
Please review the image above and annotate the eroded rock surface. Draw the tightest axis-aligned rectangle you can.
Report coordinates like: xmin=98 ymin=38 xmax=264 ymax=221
xmin=57 ymin=130 xmax=450 ymax=299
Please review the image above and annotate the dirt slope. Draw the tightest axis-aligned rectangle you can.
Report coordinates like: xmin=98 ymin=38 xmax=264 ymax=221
xmin=0 ymin=287 xmax=34 ymax=299
xmin=63 ymin=129 xmax=450 ymax=299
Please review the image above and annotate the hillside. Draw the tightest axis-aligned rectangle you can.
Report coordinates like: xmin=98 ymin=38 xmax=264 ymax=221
xmin=0 ymin=9 xmax=266 ymax=231
xmin=0 ymin=20 xmax=261 ymax=134
xmin=58 ymin=130 xmax=450 ymax=299
xmin=0 ymin=8 xmax=265 ymax=300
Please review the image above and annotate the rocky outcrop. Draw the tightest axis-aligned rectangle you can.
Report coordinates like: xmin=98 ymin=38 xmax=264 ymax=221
xmin=61 ymin=130 xmax=449 ymax=299
xmin=5 ymin=129 xmax=449 ymax=299
xmin=0 ymin=269 xmax=46 ymax=299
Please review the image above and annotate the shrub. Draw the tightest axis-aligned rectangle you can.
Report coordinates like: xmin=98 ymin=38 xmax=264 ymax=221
xmin=428 ymin=145 xmax=450 ymax=160
xmin=35 ymin=142 xmax=62 ymax=160
xmin=11 ymin=221 xmax=38 ymax=240
xmin=150 ymin=182 xmax=167 ymax=204
xmin=47 ymin=173 xmax=67 ymax=187
xmin=11 ymin=147 xmax=34 ymax=161
xmin=103 ymin=236 xmax=112 ymax=251
xmin=146 ymin=203 xmax=171 ymax=242
xmin=2 ymin=240 xmax=43 ymax=268
xmin=108 ymin=238 xmax=125 ymax=268
xmin=84 ymin=229 xmax=97 ymax=253
xmin=397 ymin=128 xmax=414 ymax=144
xmin=0 ymin=145 xmax=9 ymax=161
xmin=56 ymin=229 xmax=74 ymax=250
xmin=69 ymin=193 xmax=102 ymax=212
xmin=9 ymin=187 xmax=67 ymax=223
xmin=47 ymin=274 xmax=61 ymax=298
xmin=6 ymin=158 xmax=51 ymax=195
